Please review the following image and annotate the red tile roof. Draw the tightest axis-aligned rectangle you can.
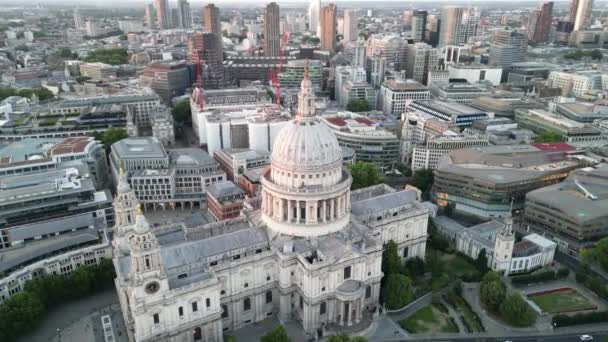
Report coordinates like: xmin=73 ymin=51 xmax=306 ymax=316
xmin=531 ymin=143 xmax=575 ymax=152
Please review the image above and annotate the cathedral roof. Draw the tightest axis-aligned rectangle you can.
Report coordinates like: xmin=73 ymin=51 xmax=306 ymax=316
xmin=270 ymin=61 xmax=343 ymax=172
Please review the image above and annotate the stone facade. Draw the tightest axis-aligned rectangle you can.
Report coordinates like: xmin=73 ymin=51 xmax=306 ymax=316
xmin=113 ymin=65 xmax=429 ymax=342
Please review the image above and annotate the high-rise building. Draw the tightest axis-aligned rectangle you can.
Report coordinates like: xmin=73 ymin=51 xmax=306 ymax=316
xmin=141 ymin=61 xmax=192 ymax=103
xmin=177 ymin=0 xmax=192 ymax=29
xmin=145 ymin=3 xmax=155 ymax=29
xmin=189 ymin=32 xmax=224 ymax=89
xmin=73 ymin=8 xmax=83 ymax=29
xmin=264 ymin=2 xmax=281 ymax=57
xmin=573 ymin=0 xmax=593 ymax=31
xmin=171 ymin=8 xmax=179 ymax=29
xmin=204 ymin=4 xmax=223 ymax=63
xmin=155 ymin=0 xmax=170 ymax=29
xmin=527 ymin=2 xmax=553 ymax=43
xmin=411 ymin=10 xmax=427 ymax=42
xmin=404 ymin=42 xmax=439 ymax=85
xmin=402 ymin=10 xmax=413 ymax=26
xmin=343 ymin=9 xmax=358 ymax=42
xmin=320 ymin=3 xmax=337 ymax=52
xmin=308 ymin=0 xmax=320 ymax=35
xmin=438 ymin=6 xmax=478 ymax=47
xmin=489 ymin=28 xmax=527 ymax=69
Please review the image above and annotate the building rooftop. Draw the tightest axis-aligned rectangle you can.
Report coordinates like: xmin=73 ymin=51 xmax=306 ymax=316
xmin=526 ymin=164 xmax=608 ymax=224
xmin=351 ymin=190 xmax=418 ymax=215
xmin=383 ymin=79 xmax=428 ymax=91
xmin=169 ymin=148 xmax=216 ymax=167
xmin=111 ymin=137 xmax=167 ymax=159
xmin=207 ymin=180 xmax=245 ymax=199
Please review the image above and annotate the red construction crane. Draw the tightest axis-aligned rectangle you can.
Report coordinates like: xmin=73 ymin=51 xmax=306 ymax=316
xmin=268 ymin=31 xmax=289 ymax=106
xmin=194 ymin=51 xmax=204 ymax=112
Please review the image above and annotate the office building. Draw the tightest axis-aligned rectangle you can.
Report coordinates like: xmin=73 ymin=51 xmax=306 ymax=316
xmin=335 ymin=66 xmax=377 ymax=109
xmin=79 ymin=63 xmax=118 ymax=81
xmin=74 ymin=8 xmax=83 ymax=29
xmin=191 ymin=103 xmax=291 ymax=154
xmin=308 ymin=0 xmax=320 ymax=34
xmin=320 ymin=3 xmax=337 ymax=52
xmin=177 ymin=0 xmax=192 ymax=29
xmin=411 ymin=10 xmax=427 ymax=42
xmin=380 ymin=80 xmax=430 ymax=116
xmin=438 ymin=6 xmax=478 ymax=47
xmin=546 ymin=70 xmax=605 ymax=97
xmin=264 ymin=2 xmax=281 ymax=57
xmin=204 ymin=4 xmax=223 ymax=62
xmin=524 ymin=164 xmax=608 ymax=255
xmin=145 ymin=4 xmax=155 ymax=29
xmin=527 ymin=2 xmax=554 ymax=43
xmin=514 ymin=108 xmax=604 ymax=143
xmin=278 ymin=59 xmax=323 ymax=89
xmin=406 ymin=100 xmax=491 ymax=127
xmin=322 ymin=112 xmax=400 ymax=171
xmin=109 ymin=137 xmax=226 ymax=209
xmin=555 ymin=102 xmax=608 ymax=123
xmin=343 ymin=9 xmax=358 ymax=42
xmin=471 ymin=93 xmax=541 ymax=119
xmin=155 ymin=0 xmax=170 ymax=29
xmin=85 ymin=20 xmax=101 ymax=36
xmin=490 ymin=28 xmax=528 ymax=69
xmin=432 ymin=143 xmax=581 ymax=218
xmin=112 ymin=68 xmax=429 ymax=342
xmin=214 ymin=148 xmax=270 ymax=182
xmin=573 ymin=0 xmax=594 ymax=31
xmin=141 ymin=61 xmax=192 ymax=103
xmin=368 ymin=53 xmax=387 ymax=88
xmin=403 ymin=42 xmax=438 ymax=85
xmin=411 ymin=134 xmax=489 ymax=171
xmin=448 ymin=64 xmax=503 ymax=86
xmin=189 ymin=32 xmax=224 ymax=89
xmin=207 ymin=181 xmax=246 ymax=221
xmin=429 ymin=82 xmax=492 ymax=105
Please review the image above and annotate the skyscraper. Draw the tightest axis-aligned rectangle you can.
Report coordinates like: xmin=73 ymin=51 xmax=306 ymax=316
xmin=155 ymin=0 xmax=170 ymax=29
xmin=527 ymin=2 xmax=553 ymax=43
xmin=189 ymin=32 xmax=224 ymax=89
xmin=145 ymin=3 xmax=155 ymax=29
xmin=171 ymin=8 xmax=179 ymax=29
xmin=177 ymin=0 xmax=192 ymax=29
xmin=308 ymin=0 xmax=320 ymax=35
xmin=438 ymin=6 xmax=478 ymax=47
xmin=489 ymin=28 xmax=527 ymax=69
xmin=573 ymin=0 xmax=594 ymax=31
xmin=343 ymin=9 xmax=358 ymax=42
xmin=411 ymin=10 xmax=428 ymax=42
xmin=73 ymin=8 xmax=83 ymax=29
xmin=204 ymin=4 xmax=223 ymax=62
xmin=404 ymin=42 xmax=438 ymax=85
xmin=264 ymin=2 xmax=281 ymax=56
xmin=320 ymin=3 xmax=337 ymax=52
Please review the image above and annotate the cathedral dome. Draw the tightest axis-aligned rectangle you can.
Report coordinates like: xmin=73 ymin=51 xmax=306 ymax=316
xmin=271 ymin=118 xmax=342 ymax=172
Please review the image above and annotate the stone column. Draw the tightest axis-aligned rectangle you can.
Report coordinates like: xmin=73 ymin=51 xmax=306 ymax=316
xmin=339 ymin=301 xmax=345 ymax=326
xmin=322 ymin=200 xmax=327 ymax=223
xmin=329 ymin=199 xmax=334 ymax=220
xmin=347 ymin=301 xmax=353 ymax=326
xmin=356 ymin=297 xmax=363 ymax=324
xmin=296 ymin=201 xmax=301 ymax=223
xmin=279 ymin=198 xmax=285 ymax=221
xmin=287 ymin=200 xmax=293 ymax=222
xmin=312 ymin=201 xmax=318 ymax=223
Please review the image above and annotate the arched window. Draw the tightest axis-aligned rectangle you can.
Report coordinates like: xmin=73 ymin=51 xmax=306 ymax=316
xmin=243 ymin=297 xmax=251 ymax=311
xmin=193 ymin=327 xmax=202 ymax=341
xmin=265 ymin=290 xmax=272 ymax=303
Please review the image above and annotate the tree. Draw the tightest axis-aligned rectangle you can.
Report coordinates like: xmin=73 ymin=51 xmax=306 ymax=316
xmin=409 ymin=169 xmax=434 ymax=196
xmin=260 ymin=325 xmax=290 ymax=342
xmin=535 ymin=130 xmax=562 ymax=143
xmin=57 ymin=47 xmax=77 ymax=59
xmin=349 ymin=161 xmax=382 ymax=190
xmin=591 ymin=49 xmax=603 ymax=61
xmin=499 ymin=293 xmax=537 ymax=327
xmin=327 ymin=334 xmax=366 ymax=342
xmin=71 ymin=266 xmax=95 ymax=296
xmin=346 ymin=99 xmax=370 ymax=112
xmin=404 ymin=257 xmax=425 ymax=277
xmin=382 ymin=240 xmax=403 ymax=276
xmin=101 ymin=128 xmax=128 ymax=154
xmin=479 ymin=272 xmax=506 ymax=313
xmin=0 ymin=292 xmax=45 ymax=340
xmin=475 ymin=249 xmax=489 ymax=274
xmin=172 ymin=99 xmax=191 ymax=124
xmin=82 ymin=48 xmax=129 ymax=65
xmin=581 ymin=238 xmax=608 ymax=272
xmin=383 ymin=273 xmax=414 ymax=310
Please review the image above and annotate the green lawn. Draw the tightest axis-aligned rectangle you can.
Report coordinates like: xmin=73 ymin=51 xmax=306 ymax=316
xmin=439 ymin=251 xmax=480 ymax=279
xmin=529 ymin=289 xmax=595 ymax=314
xmin=400 ymin=305 xmax=459 ymax=334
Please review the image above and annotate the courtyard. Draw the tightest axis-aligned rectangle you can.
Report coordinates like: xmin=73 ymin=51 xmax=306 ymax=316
xmin=399 ymin=303 xmax=459 ymax=334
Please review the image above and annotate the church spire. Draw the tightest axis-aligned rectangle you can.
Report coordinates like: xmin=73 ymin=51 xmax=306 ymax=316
xmin=296 ymin=60 xmax=316 ymax=118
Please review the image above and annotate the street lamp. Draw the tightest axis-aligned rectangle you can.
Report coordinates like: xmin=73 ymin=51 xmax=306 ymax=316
xmin=56 ymin=328 xmax=61 ymax=342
